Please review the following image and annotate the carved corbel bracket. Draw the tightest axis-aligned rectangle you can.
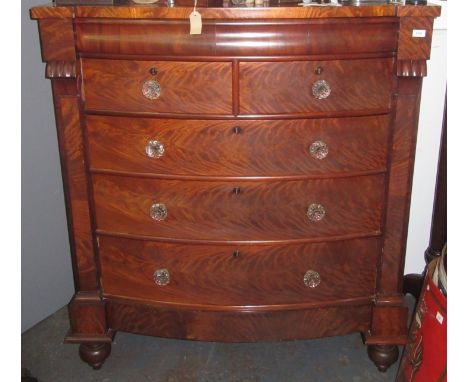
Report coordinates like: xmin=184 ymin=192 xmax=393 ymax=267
xmin=46 ymin=60 xmax=77 ymax=79
xmin=397 ymin=59 xmax=427 ymax=78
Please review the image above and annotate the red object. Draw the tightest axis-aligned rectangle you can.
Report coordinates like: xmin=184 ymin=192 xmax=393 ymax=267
xmin=397 ymin=263 xmax=447 ymax=382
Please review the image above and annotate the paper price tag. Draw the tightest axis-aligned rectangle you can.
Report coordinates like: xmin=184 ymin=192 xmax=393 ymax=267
xmin=412 ymin=29 xmax=426 ymax=38
xmin=190 ymin=11 xmax=202 ymax=35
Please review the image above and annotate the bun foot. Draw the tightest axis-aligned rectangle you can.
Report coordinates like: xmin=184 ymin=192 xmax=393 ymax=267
xmin=367 ymin=345 xmax=399 ymax=372
xmin=79 ymin=343 xmax=111 ymax=369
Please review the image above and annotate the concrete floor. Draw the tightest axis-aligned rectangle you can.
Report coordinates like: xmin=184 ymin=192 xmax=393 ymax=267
xmin=21 ymin=302 xmax=412 ymax=382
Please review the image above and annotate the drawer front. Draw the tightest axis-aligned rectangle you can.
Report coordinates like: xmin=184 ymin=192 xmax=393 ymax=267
xmin=239 ymin=59 xmax=394 ymax=115
xmin=93 ymin=175 xmax=385 ymax=241
xmin=87 ymin=115 xmax=390 ymax=177
xmin=82 ymin=59 xmax=232 ymax=114
xmin=76 ymin=19 xmax=398 ymax=57
xmin=99 ymin=236 xmax=379 ymax=306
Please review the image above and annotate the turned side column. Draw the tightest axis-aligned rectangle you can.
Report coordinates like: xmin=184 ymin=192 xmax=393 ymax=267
xmin=365 ymin=12 xmax=439 ymax=372
xmin=31 ymin=12 xmax=112 ymax=368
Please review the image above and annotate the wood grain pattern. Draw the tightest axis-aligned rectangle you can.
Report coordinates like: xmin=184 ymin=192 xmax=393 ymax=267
xmin=30 ymin=2 xmax=441 ymax=368
xmin=76 ymin=19 xmax=217 ymax=57
xmin=68 ymin=293 xmax=107 ymax=336
xmin=73 ymin=3 xmax=422 ymax=19
xmin=76 ymin=18 xmax=397 ymax=57
xmin=30 ymin=5 xmax=74 ymax=19
xmin=82 ymin=59 xmax=232 ymax=114
xmin=397 ymin=17 xmax=434 ymax=60
xmin=106 ymin=298 xmax=372 ymax=342
xmin=54 ymin=93 xmax=98 ymax=291
xmin=239 ymin=59 xmax=394 ymax=115
xmin=368 ymin=306 xmax=408 ymax=341
xmin=93 ymin=174 xmax=385 ymax=242
xmin=86 ymin=115 xmax=390 ymax=177
xmin=99 ymin=236 xmax=379 ymax=307
xmin=38 ymin=19 xmax=76 ymax=62
xmin=30 ymin=2 xmax=441 ymax=20
xmin=380 ymin=78 xmax=422 ymax=295
xmin=396 ymin=4 xmax=441 ymax=18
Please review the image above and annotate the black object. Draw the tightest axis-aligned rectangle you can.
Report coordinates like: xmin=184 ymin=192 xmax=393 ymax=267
xmin=406 ymin=0 xmax=428 ymax=5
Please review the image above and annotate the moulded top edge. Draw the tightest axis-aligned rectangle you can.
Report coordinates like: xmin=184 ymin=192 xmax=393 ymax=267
xmin=31 ymin=3 xmax=440 ymax=20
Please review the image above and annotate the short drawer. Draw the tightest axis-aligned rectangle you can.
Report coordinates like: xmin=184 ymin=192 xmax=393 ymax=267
xmin=93 ymin=174 xmax=385 ymax=242
xmin=82 ymin=59 xmax=232 ymax=115
xmin=87 ymin=115 xmax=390 ymax=177
xmin=99 ymin=236 xmax=379 ymax=307
xmin=239 ymin=58 xmax=394 ymax=115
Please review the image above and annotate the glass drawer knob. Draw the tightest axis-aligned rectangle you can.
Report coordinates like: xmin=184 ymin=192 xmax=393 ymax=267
xmin=142 ymin=80 xmax=161 ymax=100
xmin=309 ymin=141 xmax=328 ymax=160
xmin=146 ymin=140 xmax=164 ymax=158
xmin=307 ymin=203 xmax=325 ymax=222
xmin=150 ymin=203 xmax=167 ymax=221
xmin=304 ymin=270 xmax=321 ymax=288
xmin=312 ymin=80 xmax=331 ymax=100
xmin=153 ymin=268 xmax=170 ymax=286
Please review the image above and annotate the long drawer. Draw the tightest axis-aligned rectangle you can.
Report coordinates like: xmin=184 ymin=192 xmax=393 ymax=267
xmin=239 ymin=58 xmax=394 ymax=115
xmin=82 ymin=59 xmax=233 ymax=114
xmin=99 ymin=236 xmax=380 ymax=307
xmin=76 ymin=18 xmax=398 ymax=57
xmin=93 ymin=174 xmax=385 ymax=242
xmin=87 ymin=115 xmax=390 ymax=177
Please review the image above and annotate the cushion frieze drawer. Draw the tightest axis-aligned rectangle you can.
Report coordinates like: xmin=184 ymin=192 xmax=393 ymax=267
xmin=239 ymin=58 xmax=394 ymax=115
xmin=99 ymin=236 xmax=380 ymax=307
xmin=87 ymin=115 xmax=390 ymax=177
xmin=76 ymin=18 xmax=398 ymax=57
xmin=93 ymin=175 xmax=385 ymax=242
xmin=82 ymin=59 xmax=233 ymax=115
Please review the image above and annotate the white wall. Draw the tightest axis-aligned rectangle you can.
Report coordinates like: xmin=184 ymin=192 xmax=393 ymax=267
xmin=22 ymin=0 xmax=75 ymax=332
xmin=405 ymin=0 xmax=447 ymax=274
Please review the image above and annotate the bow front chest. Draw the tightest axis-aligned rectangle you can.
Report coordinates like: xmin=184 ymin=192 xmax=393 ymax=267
xmin=31 ymin=0 xmax=440 ymax=371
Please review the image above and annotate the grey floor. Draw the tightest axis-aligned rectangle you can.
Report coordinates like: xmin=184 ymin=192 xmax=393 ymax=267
xmin=22 ymin=299 xmax=414 ymax=382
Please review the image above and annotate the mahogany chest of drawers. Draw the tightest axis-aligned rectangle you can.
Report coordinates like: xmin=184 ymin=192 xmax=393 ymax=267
xmin=31 ymin=0 xmax=440 ymax=372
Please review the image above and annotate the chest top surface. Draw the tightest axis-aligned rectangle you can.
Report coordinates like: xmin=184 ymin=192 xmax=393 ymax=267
xmin=31 ymin=0 xmax=441 ymax=19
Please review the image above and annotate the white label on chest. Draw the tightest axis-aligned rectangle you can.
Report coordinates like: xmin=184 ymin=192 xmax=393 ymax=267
xmin=412 ymin=29 xmax=427 ymax=38
xmin=190 ymin=11 xmax=202 ymax=35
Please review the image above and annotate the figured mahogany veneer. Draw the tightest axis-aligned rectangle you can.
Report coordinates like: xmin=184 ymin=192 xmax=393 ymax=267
xmin=93 ymin=174 xmax=384 ymax=242
xmin=99 ymin=236 xmax=379 ymax=308
xmin=83 ymin=59 xmax=232 ymax=114
xmin=106 ymin=299 xmax=373 ymax=342
xmin=76 ymin=18 xmax=398 ymax=57
xmin=87 ymin=115 xmax=390 ymax=177
xmin=31 ymin=0 xmax=441 ymax=372
xmin=239 ymin=59 xmax=394 ymax=115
